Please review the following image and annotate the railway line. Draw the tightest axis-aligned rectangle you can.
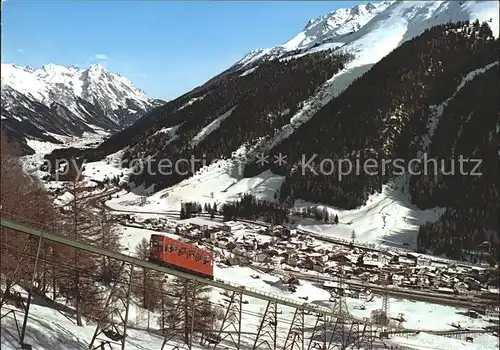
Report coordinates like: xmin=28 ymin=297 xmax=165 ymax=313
xmin=0 ymin=217 xmax=342 ymax=317
xmin=1 ymin=216 xmax=388 ymax=350
xmin=264 ymin=267 xmax=489 ymax=309
xmin=3 ymin=217 xmax=491 ymax=349
xmin=92 ymin=195 xmax=495 ymax=309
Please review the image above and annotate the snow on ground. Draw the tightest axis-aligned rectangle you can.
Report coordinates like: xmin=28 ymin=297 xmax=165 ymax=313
xmin=190 ymin=106 xmax=237 ymax=148
xmin=82 ymin=148 xmax=134 ymax=184
xmin=106 ymin=167 xmax=284 ymax=212
xmin=22 ymin=130 xmax=109 ymax=182
xmin=2 ymin=223 xmax=498 ymax=350
xmin=106 ymin=162 xmax=443 ymax=251
xmin=346 ymin=294 xmax=495 ymax=332
xmin=0 ymin=300 xmax=205 ymax=350
xmin=387 ymin=333 xmax=498 ymax=350
xmin=295 ymin=177 xmax=445 ymax=250
xmin=2 ymin=263 xmax=498 ymax=350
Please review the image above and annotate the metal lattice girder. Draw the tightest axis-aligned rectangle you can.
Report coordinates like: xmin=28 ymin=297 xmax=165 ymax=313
xmin=330 ymin=316 xmax=351 ymax=350
xmin=214 ymin=291 xmax=243 ymax=349
xmin=350 ymin=321 xmax=376 ymax=350
xmin=89 ymin=261 xmax=134 ymax=350
xmin=331 ymin=296 xmax=351 ymax=319
xmin=283 ymin=308 xmax=305 ymax=350
xmin=307 ymin=314 xmax=335 ymax=350
xmin=0 ymin=219 xmax=337 ymax=317
xmin=253 ymin=301 xmax=278 ymax=350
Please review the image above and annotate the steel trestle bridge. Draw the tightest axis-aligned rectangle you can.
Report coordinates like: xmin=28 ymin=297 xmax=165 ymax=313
xmin=0 ymin=218 xmax=487 ymax=350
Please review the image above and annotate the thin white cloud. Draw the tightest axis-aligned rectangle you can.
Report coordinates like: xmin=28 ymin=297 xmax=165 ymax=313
xmin=93 ymin=53 xmax=108 ymax=60
xmin=17 ymin=49 xmax=24 ymax=53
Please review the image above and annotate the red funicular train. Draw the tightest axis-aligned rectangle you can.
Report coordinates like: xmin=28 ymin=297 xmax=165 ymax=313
xmin=149 ymin=234 xmax=214 ymax=280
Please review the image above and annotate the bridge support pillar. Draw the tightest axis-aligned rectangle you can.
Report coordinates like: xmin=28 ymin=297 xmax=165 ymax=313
xmin=160 ymin=278 xmax=203 ymax=350
xmin=307 ymin=314 xmax=334 ymax=350
xmin=213 ymin=291 xmax=243 ymax=349
xmin=346 ymin=320 xmax=376 ymax=350
xmin=253 ymin=300 xmax=278 ymax=350
xmin=283 ymin=307 xmax=305 ymax=350
xmin=160 ymin=279 xmax=190 ymax=349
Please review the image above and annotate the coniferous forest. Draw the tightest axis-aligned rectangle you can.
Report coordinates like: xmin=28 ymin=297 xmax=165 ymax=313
xmin=44 ymin=20 xmax=499 ymax=260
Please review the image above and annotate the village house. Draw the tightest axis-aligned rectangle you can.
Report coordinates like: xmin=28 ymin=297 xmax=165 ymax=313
xmin=224 ymin=220 xmax=246 ymax=231
xmin=287 ymin=254 xmax=300 ymax=267
xmin=314 ymin=262 xmax=326 ymax=273
xmin=307 ymin=252 xmax=328 ymax=263
xmin=330 ymin=253 xmax=355 ymax=266
xmin=253 ymin=252 xmax=268 ymax=263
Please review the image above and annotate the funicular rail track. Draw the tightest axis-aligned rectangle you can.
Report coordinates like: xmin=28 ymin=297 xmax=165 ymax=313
xmin=2 ymin=217 xmax=490 ymax=349
xmin=0 ymin=218 xmax=335 ymax=317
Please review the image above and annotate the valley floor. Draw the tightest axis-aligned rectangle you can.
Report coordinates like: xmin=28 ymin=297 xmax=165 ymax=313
xmin=7 ymin=136 xmax=497 ymax=350
xmin=2 ymin=262 xmax=499 ymax=350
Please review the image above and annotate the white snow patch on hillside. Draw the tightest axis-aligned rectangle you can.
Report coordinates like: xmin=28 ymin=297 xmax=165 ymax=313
xmin=82 ymin=159 xmax=127 ymax=183
xmin=190 ymin=106 xmax=237 ymax=148
xmin=150 ymin=124 xmax=181 ymax=139
xmin=294 ymin=177 xmax=444 ymax=250
xmin=420 ymin=61 xmax=499 ymax=158
xmin=177 ymin=95 xmax=205 ymax=111
xmin=239 ymin=66 xmax=259 ymax=77
xmin=105 ymin=166 xmax=284 ymax=213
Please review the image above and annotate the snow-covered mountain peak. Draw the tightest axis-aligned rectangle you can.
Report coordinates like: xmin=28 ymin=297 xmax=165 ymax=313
xmin=235 ymin=0 xmax=498 ymax=68
xmin=1 ymin=62 xmax=155 ymax=117
xmin=283 ymin=0 xmax=392 ymax=52
xmin=1 ymin=62 xmax=164 ymax=148
xmin=89 ymin=63 xmax=104 ymax=70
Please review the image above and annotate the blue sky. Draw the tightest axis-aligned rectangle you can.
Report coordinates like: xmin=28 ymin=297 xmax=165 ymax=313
xmin=2 ymin=0 xmax=359 ymax=100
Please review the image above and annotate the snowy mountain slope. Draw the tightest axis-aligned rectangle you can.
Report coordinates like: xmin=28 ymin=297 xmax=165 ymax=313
xmin=38 ymin=1 xmax=498 ymax=260
xmin=116 ymin=0 xmax=499 ymax=167
xmin=1 ymin=63 xmax=164 ymax=153
xmin=235 ymin=0 xmax=499 ymax=69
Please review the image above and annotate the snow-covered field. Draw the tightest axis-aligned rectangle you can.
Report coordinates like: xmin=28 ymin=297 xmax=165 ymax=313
xmin=22 ymin=130 xmax=110 ymax=184
xmin=104 ymin=162 xmax=443 ymax=252
xmin=294 ymin=177 xmax=445 ymax=251
xmin=8 ymin=2 xmax=499 ymax=349
xmin=105 ymin=166 xmax=284 ymax=211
